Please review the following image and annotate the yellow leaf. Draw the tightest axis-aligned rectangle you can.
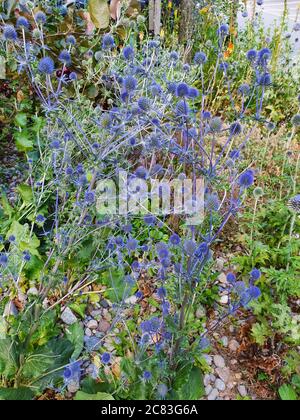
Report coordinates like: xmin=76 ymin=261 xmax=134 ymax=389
xmin=88 ymin=0 xmax=110 ymax=29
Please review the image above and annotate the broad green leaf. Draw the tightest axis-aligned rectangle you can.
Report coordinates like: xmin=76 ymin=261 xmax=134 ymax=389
xmin=66 ymin=323 xmax=84 ymax=360
xmin=15 ymin=131 xmax=33 ymax=152
xmin=0 ymin=339 xmax=18 ymax=379
xmin=74 ymin=391 xmax=114 ymax=401
xmin=176 ymin=367 xmax=205 ymax=400
xmin=1 ymin=193 xmax=14 ymax=218
xmin=17 ymin=184 xmax=33 ymax=205
xmin=88 ymin=0 xmax=110 ymax=29
xmin=15 ymin=113 xmax=28 ymax=127
xmin=69 ymin=303 xmax=86 ymax=319
xmin=0 ymin=387 xmax=35 ymax=401
xmin=279 ymin=384 xmax=298 ymax=401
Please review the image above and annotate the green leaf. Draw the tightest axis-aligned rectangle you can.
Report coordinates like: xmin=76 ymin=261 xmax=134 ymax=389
xmin=0 ymin=339 xmax=18 ymax=379
xmin=0 ymin=318 xmax=7 ymax=339
xmin=176 ymin=367 xmax=204 ymax=400
xmin=279 ymin=384 xmax=298 ymax=401
xmin=17 ymin=184 xmax=33 ymax=205
xmin=0 ymin=387 xmax=35 ymax=401
xmin=15 ymin=113 xmax=28 ymax=127
xmin=69 ymin=303 xmax=86 ymax=319
xmin=15 ymin=131 xmax=33 ymax=152
xmin=0 ymin=193 xmax=14 ymax=218
xmin=88 ymin=0 xmax=110 ymax=29
xmin=22 ymin=338 xmax=74 ymax=389
xmin=74 ymin=391 xmax=114 ymax=401
xmin=66 ymin=323 xmax=84 ymax=360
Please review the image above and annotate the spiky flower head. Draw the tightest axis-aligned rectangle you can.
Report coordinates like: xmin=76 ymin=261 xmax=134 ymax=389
xmin=3 ymin=25 xmax=17 ymax=41
xmin=38 ymin=57 xmax=55 ymax=75
xmin=288 ymin=195 xmax=300 ymax=213
xmin=102 ymin=33 xmax=115 ymax=50
xmin=291 ymin=114 xmax=300 ymax=127
xmin=17 ymin=17 xmax=29 ymax=29
xmin=35 ymin=11 xmax=47 ymax=24
xmin=194 ymin=51 xmax=207 ymax=65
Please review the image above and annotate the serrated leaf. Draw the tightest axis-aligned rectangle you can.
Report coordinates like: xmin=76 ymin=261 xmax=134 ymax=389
xmin=88 ymin=0 xmax=110 ymax=29
xmin=0 ymin=387 xmax=35 ymax=401
xmin=17 ymin=184 xmax=33 ymax=205
xmin=0 ymin=339 xmax=18 ymax=379
xmin=15 ymin=131 xmax=33 ymax=152
xmin=15 ymin=113 xmax=28 ymax=127
xmin=279 ymin=384 xmax=298 ymax=401
xmin=74 ymin=391 xmax=114 ymax=400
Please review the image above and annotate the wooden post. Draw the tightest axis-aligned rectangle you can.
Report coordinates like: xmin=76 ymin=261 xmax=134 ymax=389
xmin=149 ymin=0 xmax=155 ymax=33
xmin=149 ymin=0 xmax=161 ymax=36
xmin=179 ymin=0 xmax=193 ymax=46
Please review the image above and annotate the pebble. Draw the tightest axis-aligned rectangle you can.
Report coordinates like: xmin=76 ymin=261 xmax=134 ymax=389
xmin=218 ymin=273 xmax=227 ymax=284
xmin=85 ymin=328 xmax=92 ymax=337
xmin=209 ymin=374 xmax=216 ymax=382
xmin=100 ymin=299 xmax=109 ymax=308
xmin=203 ymin=354 xmax=213 ymax=365
xmin=205 ymin=385 xmax=213 ymax=396
xmin=98 ymin=319 xmax=111 ymax=333
xmin=238 ymin=385 xmax=247 ymax=397
xmin=213 ymin=355 xmax=225 ymax=368
xmin=87 ymin=320 xmax=98 ymax=330
xmin=103 ymin=309 xmax=112 ymax=322
xmin=220 ymin=295 xmax=229 ymax=304
xmin=61 ymin=307 xmax=77 ymax=325
xmin=215 ymin=379 xmax=226 ymax=391
xmin=204 ymin=374 xmax=211 ymax=387
xmin=216 ymin=258 xmax=225 ymax=271
xmin=221 ymin=336 xmax=229 ymax=347
xmin=207 ymin=388 xmax=219 ymax=401
xmin=229 ymin=339 xmax=240 ymax=352
xmin=216 ymin=367 xmax=231 ymax=383
xmin=85 ymin=336 xmax=101 ymax=351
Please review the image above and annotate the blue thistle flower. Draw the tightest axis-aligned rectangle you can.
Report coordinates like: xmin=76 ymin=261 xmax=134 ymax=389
xmin=143 ymin=371 xmax=152 ymax=381
xmin=63 ymin=361 xmax=82 ymax=385
xmin=69 ymin=72 xmax=77 ymax=81
xmin=38 ymin=57 xmax=55 ymax=75
xmin=258 ymin=48 xmax=271 ymax=65
xmin=199 ymin=337 xmax=210 ymax=350
xmin=16 ymin=17 xmax=29 ymax=29
xmin=229 ymin=122 xmax=243 ymax=136
xmin=123 ymin=76 xmax=137 ymax=92
xmin=3 ymin=25 xmax=17 ymax=41
xmin=59 ymin=50 xmax=71 ymax=64
xmin=218 ymin=24 xmax=229 ymax=37
xmin=246 ymin=49 xmax=257 ymax=62
xmin=194 ymin=51 xmax=207 ymax=65
xmin=238 ymin=83 xmax=250 ymax=95
xmin=188 ymin=87 xmax=199 ymax=98
xmin=157 ymin=383 xmax=168 ymax=398
xmin=248 ymin=285 xmax=261 ymax=299
xmin=138 ymin=97 xmax=151 ymax=111
xmin=239 ymin=170 xmax=255 ymax=188
xmin=176 ymin=82 xmax=189 ymax=98
xmin=250 ymin=268 xmax=261 ymax=281
xmin=219 ymin=62 xmax=229 ymax=73
xmin=0 ymin=253 xmax=8 ymax=266
xmin=258 ymin=73 xmax=272 ymax=86
xmin=257 ymin=0 xmax=263 ymax=5
xmin=209 ymin=117 xmax=223 ymax=133
xmin=35 ymin=11 xmax=47 ymax=24
xmin=169 ymin=233 xmax=180 ymax=246
xmin=85 ymin=191 xmax=95 ymax=205
xmin=227 ymin=273 xmax=236 ymax=283
xmin=102 ymin=34 xmax=115 ymax=50
xmin=183 ymin=63 xmax=190 ymax=72
xmin=291 ymin=114 xmax=300 ymax=127
xmin=170 ymin=51 xmax=179 ymax=62
xmin=144 ymin=215 xmax=156 ymax=226
xmin=66 ymin=35 xmax=76 ymax=45
xmin=202 ymin=110 xmax=211 ymax=119
xmin=167 ymin=82 xmax=177 ymax=95
xmin=288 ymin=195 xmax=300 ymax=213
xmin=36 ymin=214 xmax=46 ymax=224
xmin=123 ymin=45 xmax=135 ymax=60
xmin=101 ymin=352 xmax=111 ymax=364
xmin=126 ymin=238 xmax=139 ymax=252
xmin=23 ymin=251 xmax=31 ymax=262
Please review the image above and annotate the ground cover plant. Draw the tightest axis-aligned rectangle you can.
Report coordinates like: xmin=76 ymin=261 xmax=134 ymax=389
xmin=0 ymin=0 xmax=299 ymax=401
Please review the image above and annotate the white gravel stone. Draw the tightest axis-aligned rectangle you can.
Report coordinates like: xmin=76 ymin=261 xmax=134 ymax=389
xmin=87 ymin=320 xmax=98 ymax=330
xmin=27 ymin=287 xmax=39 ymax=296
xmin=61 ymin=307 xmax=77 ymax=325
xmin=205 ymin=385 xmax=213 ymax=396
xmin=220 ymin=295 xmax=229 ymax=304
xmin=229 ymin=339 xmax=240 ymax=352
xmin=221 ymin=336 xmax=229 ymax=347
xmin=218 ymin=273 xmax=227 ymax=284
xmin=209 ymin=374 xmax=216 ymax=382
xmin=216 ymin=367 xmax=231 ymax=383
xmin=204 ymin=374 xmax=211 ymax=387
xmin=203 ymin=354 xmax=213 ymax=365
xmin=85 ymin=328 xmax=92 ymax=337
xmin=238 ymin=385 xmax=247 ymax=397
xmin=214 ymin=355 xmax=226 ymax=368
xmin=207 ymin=388 xmax=219 ymax=401
xmin=215 ymin=379 xmax=226 ymax=391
